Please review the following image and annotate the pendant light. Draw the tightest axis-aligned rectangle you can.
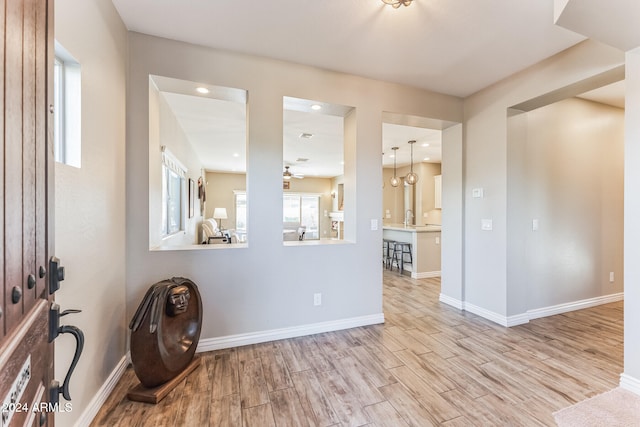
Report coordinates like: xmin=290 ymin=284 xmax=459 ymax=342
xmin=382 ymin=0 xmax=413 ymax=8
xmin=405 ymin=140 xmax=419 ymax=185
xmin=390 ymin=147 xmax=400 ymax=187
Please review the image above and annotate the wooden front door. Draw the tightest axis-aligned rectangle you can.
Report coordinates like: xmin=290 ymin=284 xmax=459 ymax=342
xmin=1 ymin=0 xmax=56 ymax=426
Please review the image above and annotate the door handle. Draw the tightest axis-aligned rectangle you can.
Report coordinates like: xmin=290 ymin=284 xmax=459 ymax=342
xmin=49 ymin=303 xmax=84 ymax=401
xmin=48 ymin=256 xmax=65 ymax=295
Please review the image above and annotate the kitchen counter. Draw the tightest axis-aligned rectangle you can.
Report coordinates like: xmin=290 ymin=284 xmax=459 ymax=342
xmin=383 ymin=224 xmax=441 ymax=279
xmin=383 ymin=224 xmax=441 ymax=232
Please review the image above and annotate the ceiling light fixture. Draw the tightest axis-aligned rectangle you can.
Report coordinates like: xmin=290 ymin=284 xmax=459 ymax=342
xmin=390 ymin=147 xmax=400 ymax=187
xmin=405 ymin=140 xmax=419 ymax=185
xmin=196 ymin=87 xmax=209 ymax=94
xmin=382 ymin=0 xmax=412 ymax=8
xmin=283 ymin=166 xmax=292 ymax=180
xmin=311 ymin=104 xmax=322 ymax=111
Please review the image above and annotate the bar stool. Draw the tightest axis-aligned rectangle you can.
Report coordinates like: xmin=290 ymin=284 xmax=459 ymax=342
xmin=391 ymin=242 xmax=413 ymax=274
xmin=382 ymin=239 xmax=395 ymax=269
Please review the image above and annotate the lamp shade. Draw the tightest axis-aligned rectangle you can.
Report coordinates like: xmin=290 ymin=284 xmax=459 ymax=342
xmin=213 ymin=208 xmax=228 ymax=220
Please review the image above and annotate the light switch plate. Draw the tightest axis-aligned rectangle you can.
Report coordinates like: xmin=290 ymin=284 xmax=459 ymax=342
xmin=371 ymin=219 xmax=378 ymax=231
xmin=481 ymin=219 xmax=493 ymax=231
xmin=472 ymin=188 xmax=484 ymax=198
xmin=532 ymin=219 xmax=539 ymax=231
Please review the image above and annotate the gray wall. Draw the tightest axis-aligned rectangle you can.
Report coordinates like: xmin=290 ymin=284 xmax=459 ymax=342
xmin=504 ymin=97 xmax=624 ymax=318
xmin=441 ymin=124 xmax=464 ymax=305
xmin=54 ymin=0 xmax=127 ymax=425
xmin=126 ymin=33 xmax=463 ymax=341
xmin=462 ymin=40 xmax=625 ymax=319
xmin=521 ymin=98 xmax=624 ymax=309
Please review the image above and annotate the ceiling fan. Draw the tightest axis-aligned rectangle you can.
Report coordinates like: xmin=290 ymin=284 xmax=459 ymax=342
xmin=283 ymin=166 xmax=304 ymax=180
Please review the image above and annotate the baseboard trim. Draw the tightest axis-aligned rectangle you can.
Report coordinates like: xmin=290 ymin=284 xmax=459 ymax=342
xmin=439 ymin=293 xmax=464 ymax=310
xmin=620 ymin=373 xmax=640 ymax=396
xmin=464 ymin=302 xmax=510 ymax=327
xmin=526 ymin=292 xmax=624 ymax=320
xmin=411 ymin=271 xmax=441 ymax=279
xmin=196 ymin=313 xmax=385 ymax=353
xmin=439 ymin=293 xmax=622 ymax=327
xmin=74 ymin=355 xmax=128 ymax=427
xmin=505 ymin=313 xmax=530 ymax=327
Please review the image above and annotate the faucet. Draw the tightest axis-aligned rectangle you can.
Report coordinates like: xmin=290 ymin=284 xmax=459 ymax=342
xmin=404 ymin=209 xmax=414 ymax=226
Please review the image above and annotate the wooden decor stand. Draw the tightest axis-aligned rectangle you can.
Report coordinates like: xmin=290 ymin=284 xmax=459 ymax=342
xmin=127 ymin=357 xmax=201 ymax=404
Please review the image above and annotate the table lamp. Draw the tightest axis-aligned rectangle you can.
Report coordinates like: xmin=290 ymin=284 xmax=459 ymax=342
xmin=213 ymin=208 xmax=228 ymax=231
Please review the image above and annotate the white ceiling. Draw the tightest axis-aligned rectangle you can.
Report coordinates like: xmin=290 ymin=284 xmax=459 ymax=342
xmin=111 ymin=0 xmax=587 ymax=98
xmin=134 ymin=1 xmax=625 ymax=176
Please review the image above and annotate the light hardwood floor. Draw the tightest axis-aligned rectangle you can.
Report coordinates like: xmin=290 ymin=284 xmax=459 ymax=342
xmin=91 ymin=271 xmax=623 ymax=426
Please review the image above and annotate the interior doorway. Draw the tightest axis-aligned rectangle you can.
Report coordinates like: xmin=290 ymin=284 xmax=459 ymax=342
xmin=507 ymin=76 xmax=625 ymax=318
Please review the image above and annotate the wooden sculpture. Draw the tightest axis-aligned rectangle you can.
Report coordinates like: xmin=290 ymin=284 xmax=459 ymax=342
xmin=127 ymin=277 xmax=202 ymax=403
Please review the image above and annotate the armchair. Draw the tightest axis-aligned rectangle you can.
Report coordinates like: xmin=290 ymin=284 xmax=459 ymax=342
xmin=201 ymin=218 xmax=221 ymax=244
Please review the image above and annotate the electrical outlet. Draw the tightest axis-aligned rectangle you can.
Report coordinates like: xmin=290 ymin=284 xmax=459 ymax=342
xmin=435 ymin=236 xmax=440 ymax=245
xmin=313 ymin=293 xmax=322 ymax=306
xmin=609 ymin=272 xmax=614 ymax=283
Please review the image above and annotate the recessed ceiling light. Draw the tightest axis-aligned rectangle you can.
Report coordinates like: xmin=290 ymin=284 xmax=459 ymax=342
xmin=299 ymin=133 xmax=313 ymax=139
xmin=422 ymin=143 xmax=430 ymax=147
xmin=196 ymin=87 xmax=209 ymax=94
xmin=390 ymin=155 xmax=395 ymax=158
xmin=233 ymin=153 xmax=239 ymax=157
xmin=340 ymin=161 xmax=345 ymax=165
xmin=311 ymin=104 xmax=322 ymax=111
xmin=424 ymin=157 xmax=431 ymax=161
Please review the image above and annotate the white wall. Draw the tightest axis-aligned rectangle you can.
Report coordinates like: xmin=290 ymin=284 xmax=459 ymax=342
xmin=54 ymin=0 xmax=127 ymax=425
xmin=462 ymin=40 xmax=625 ymax=320
xmin=624 ymin=48 xmax=640 ymax=389
xmin=126 ymin=33 xmax=463 ymax=342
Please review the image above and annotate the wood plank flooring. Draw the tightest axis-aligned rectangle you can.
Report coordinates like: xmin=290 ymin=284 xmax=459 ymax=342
xmin=91 ymin=271 xmax=623 ymax=426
